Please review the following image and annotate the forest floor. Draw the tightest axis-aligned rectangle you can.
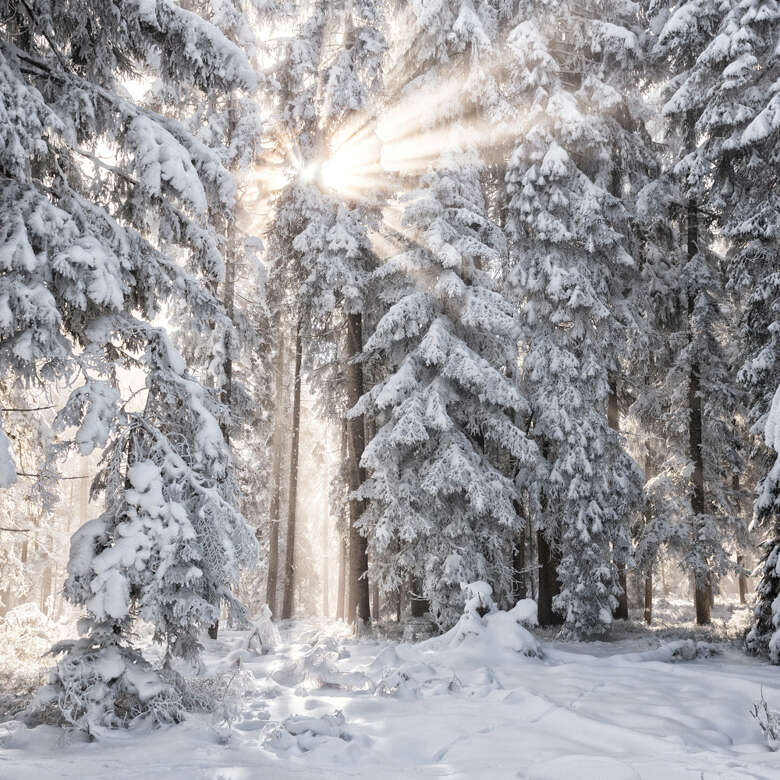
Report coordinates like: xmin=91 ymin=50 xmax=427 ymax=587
xmin=1 ymin=598 xmax=780 ymax=779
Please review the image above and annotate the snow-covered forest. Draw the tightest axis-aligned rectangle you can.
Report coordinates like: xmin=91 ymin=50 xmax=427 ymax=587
xmin=0 ymin=0 xmax=779 ymax=776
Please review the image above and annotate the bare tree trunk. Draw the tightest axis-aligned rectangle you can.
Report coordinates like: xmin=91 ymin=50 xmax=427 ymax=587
xmin=265 ymin=329 xmax=287 ymax=618
xmin=643 ymin=452 xmax=655 ymax=625
xmin=644 ymin=572 xmax=653 ymax=625
xmin=734 ymin=475 xmax=748 ymax=604
xmin=337 ymin=538 xmax=347 ymax=620
xmin=281 ymin=320 xmax=303 ymax=620
xmin=608 ymin=376 xmax=629 ymax=620
xmin=513 ymin=528 xmax=527 ymax=601
xmin=537 ymin=531 xmax=563 ymax=627
xmin=738 ymin=554 xmax=748 ymax=604
xmin=685 ymin=126 xmax=711 ymax=625
xmin=345 ymin=313 xmax=370 ymax=624
xmin=372 ymin=581 xmax=380 ymax=622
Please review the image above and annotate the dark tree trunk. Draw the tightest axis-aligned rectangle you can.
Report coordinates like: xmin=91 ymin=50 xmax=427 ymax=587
xmin=281 ymin=321 xmax=303 ymax=620
xmin=372 ymin=582 xmax=380 ymax=622
xmin=265 ymin=327 xmax=287 ymax=618
xmin=738 ymin=554 xmax=748 ymax=605
xmin=513 ymin=529 xmax=527 ymax=601
xmin=537 ymin=531 xmax=563 ymax=626
xmin=608 ymin=375 xmax=629 ymax=620
xmin=644 ymin=572 xmax=653 ymax=625
xmin=685 ymin=141 xmax=711 ymax=625
xmin=345 ymin=312 xmax=370 ymax=624
xmin=734 ymin=476 xmax=748 ymax=604
xmin=410 ymin=577 xmax=429 ymax=618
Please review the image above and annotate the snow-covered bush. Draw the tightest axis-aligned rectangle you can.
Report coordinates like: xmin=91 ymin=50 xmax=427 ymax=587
xmin=247 ymin=606 xmax=281 ymax=654
xmin=32 ymin=627 xmax=183 ymax=735
xmin=430 ymin=582 xmax=542 ymax=658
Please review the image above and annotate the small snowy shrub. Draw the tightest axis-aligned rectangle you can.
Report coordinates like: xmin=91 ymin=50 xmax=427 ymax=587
xmin=751 ymin=692 xmax=780 ymax=751
xmin=435 ymin=581 xmax=542 ymax=658
xmin=32 ymin=626 xmax=183 ymax=734
xmin=247 ymin=606 xmax=281 ymax=654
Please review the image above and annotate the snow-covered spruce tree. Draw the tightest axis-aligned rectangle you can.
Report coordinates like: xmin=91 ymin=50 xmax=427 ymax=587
xmin=0 ymin=1 xmax=258 ymax=728
xmin=670 ymin=0 xmax=780 ymax=657
xmin=651 ymin=0 xmax=749 ymax=623
xmin=160 ymin=1 xmax=274 ymax=622
xmin=353 ymin=151 xmax=538 ymax=629
xmin=263 ymin=0 xmax=386 ymax=624
xmin=502 ymin=5 xmax=647 ymax=637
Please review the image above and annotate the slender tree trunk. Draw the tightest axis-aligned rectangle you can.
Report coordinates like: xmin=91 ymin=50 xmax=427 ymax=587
xmin=537 ymin=531 xmax=563 ymax=626
xmin=529 ymin=527 xmax=537 ymax=600
xmin=337 ymin=539 xmax=347 ymax=620
xmin=345 ymin=313 xmax=370 ymax=624
xmin=513 ymin=528 xmax=527 ymax=601
xmin=644 ymin=572 xmax=653 ymax=625
xmin=734 ymin=475 xmax=748 ymax=604
xmin=281 ymin=320 xmax=303 ymax=620
xmin=608 ymin=375 xmax=629 ymax=620
xmin=265 ymin=329 xmax=287 ymax=617
xmin=372 ymin=581 xmax=380 ymax=622
xmin=643 ymin=452 xmax=655 ymax=625
xmin=685 ymin=128 xmax=711 ymax=625
xmin=738 ymin=554 xmax=748 ymax=605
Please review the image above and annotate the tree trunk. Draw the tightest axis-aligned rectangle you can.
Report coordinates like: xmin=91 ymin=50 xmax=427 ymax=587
xmin=372 ymin=581 xmax=380 ymax=622
xmin=644 ymin=572 xmax=653 ymax=625
xmin=265 ymin=332 xmax=287 ymax=618
xmin=686 ymin=139 xmax=711 ymax=625
xmin=345 ymin=313 xmax=370 ymax=624
xmin=537 ymin=531 xmax=563 ymax=626
xmin=513 ymin=529 xmax=527 ymax=601
xmin=608 ymin=375 xmax=629 ymax=620
xmin=738 ymin=554 xmax=748 ymax=605
xmin=734 ymin=476 xmax=748 ymax=604
xmin=281 ymin=320 xmax=303 ymax=620
xmin=410 ymin=577 xmax=429 ymax=618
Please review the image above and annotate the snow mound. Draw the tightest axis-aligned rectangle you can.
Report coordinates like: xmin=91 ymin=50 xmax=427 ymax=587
xmin=265 ymin=709 xmax=371 ymax=755
xmin=425 ymin=581 xmax=542 ymax=658
xmin=630 ymin=639 xmax=722 ymax=663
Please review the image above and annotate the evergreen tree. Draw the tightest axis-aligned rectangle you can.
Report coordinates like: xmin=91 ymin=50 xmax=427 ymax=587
xmin=0 ymin=0 xmax=258 ymax=728
xmin=355 ymin=151 xmax=537 ymax=629
xmin=502 ymin=3 xmax=647 ymax=637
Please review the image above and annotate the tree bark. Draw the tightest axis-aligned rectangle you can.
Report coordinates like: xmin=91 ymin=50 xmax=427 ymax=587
xmin=281 ymin=320 xmax=303 ymax=620
xmin=608 ymin=375 xmax=629 ymax=620
xmin=644 ymin=572 xmax=653 ymax=625
xmin=685 ymin=133 xmax=711 ymax=625
xmin=345 ymin=312 xmax=370 ymax=624
xmin=537 ymin=531 xmax=563 ymax=626
xmin=410 ymin=577 xmax=429 ymax=618
xmin=738 ymin=554 xmax=748 ymax=605
xmin=265 ymin=329 xmax=287 ymax=618
xmin=513 ymin=528 xmax=527 ymax=601
xmin=372 ymin=581 xmax=380 ymax=622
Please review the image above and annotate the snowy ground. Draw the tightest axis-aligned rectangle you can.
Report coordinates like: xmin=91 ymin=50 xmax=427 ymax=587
xmin=2 ymin=599 xmax=780 ymax=779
